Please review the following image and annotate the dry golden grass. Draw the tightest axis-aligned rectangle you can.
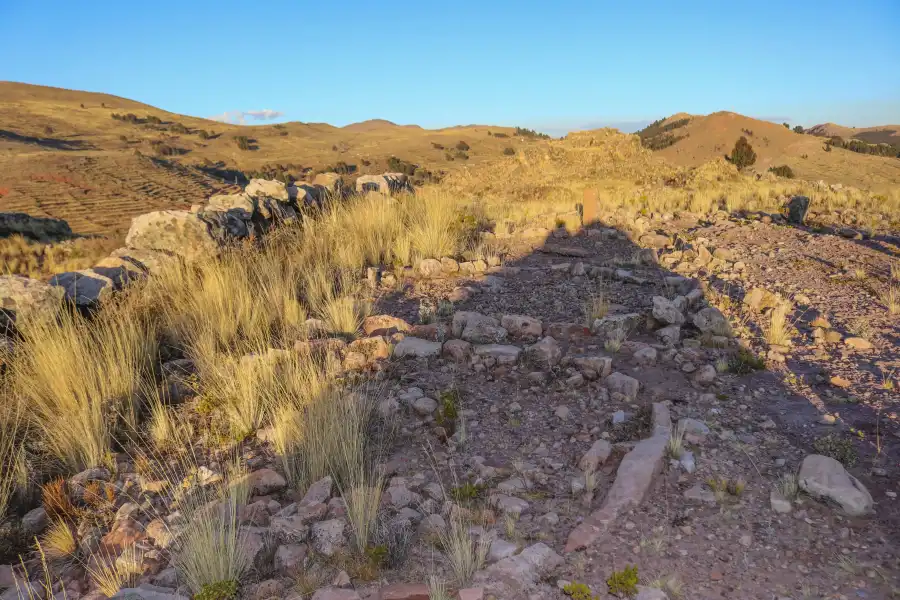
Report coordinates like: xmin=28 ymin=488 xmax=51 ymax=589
xmin=11 ymin=306 xmax=157 ymax=471
xmin=0 ymin=234 xmax=120 ymax=279
xmin=40 ymin=518 xmax=77 ymax=565
xmin=85 ymin=545 xmax=142 ymax=597
xmin=0 ymin=406 xmax=24 ymax=523
xmin=765 ymin=301 xmax=792 ymax=347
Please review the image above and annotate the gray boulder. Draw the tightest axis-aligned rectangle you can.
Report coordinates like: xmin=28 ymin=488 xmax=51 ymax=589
xmin=799 ymin=454 xmax=873 ymax=516
xmin=245 ymin=178 xmax=290 ymax=202
xmin=0 ymin=275 xmax=64 ymax=329
xmin=0 ymin=212 xmax=72 ymax=240
xmin=48 ymin=270 xmax=115 ymax=306
xmin=355 ymin=173 xmax=412 ymax=195
xmin=125 ymin=210 xmax=222 ymax=261
xmin=787 ymin=195 xmax=810 ymax=224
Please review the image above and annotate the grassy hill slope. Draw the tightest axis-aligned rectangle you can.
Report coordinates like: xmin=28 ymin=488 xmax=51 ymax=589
xmin=641 ymin=111 xmax=900 ymax=193
xmin=0 ymin=82 xmax=528 ymax=237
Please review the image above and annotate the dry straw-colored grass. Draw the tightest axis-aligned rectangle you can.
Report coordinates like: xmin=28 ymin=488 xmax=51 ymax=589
xmin=11 ymin=306 xmax=157 ymax=472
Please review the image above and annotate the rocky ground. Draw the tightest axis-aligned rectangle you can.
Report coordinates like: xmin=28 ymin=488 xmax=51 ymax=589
xmin=2 ymin=205 xmax=898 ymax=600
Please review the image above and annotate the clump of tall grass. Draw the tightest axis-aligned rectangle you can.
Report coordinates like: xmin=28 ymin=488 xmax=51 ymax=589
xmin=272 ymin=383 xmax=389 ymax=491
xmin=11 ymin=306 xmax=157 ymax=472
xmin=342 ymin=471 xmax=385 ymax=555
xmin=85 ymin=545 xmax=143 ymax=596
xmin=438 ymin=513 xmax=492 ymax=587
xmin=0 ymin=406 xmax=24 ymax=522
xmin=765 ymin=301 xmax=792 ymax=346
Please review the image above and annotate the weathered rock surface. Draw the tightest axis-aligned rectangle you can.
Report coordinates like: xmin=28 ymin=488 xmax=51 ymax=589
xmin=799 ymin=454 xmax=873 ymax=516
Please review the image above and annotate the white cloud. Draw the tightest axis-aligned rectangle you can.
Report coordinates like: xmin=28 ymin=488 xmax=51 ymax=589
xmin=209 ymin=109 xmax=284 ymax=124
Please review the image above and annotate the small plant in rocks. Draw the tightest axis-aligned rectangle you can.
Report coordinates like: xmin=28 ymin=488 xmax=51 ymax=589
xmin=564 ymin=581 xmax=601 ymax=599
xmin=813 ymin=434 xmax=858 ymax=466
xmin=194 ymin=580 xmax=238 ymax=600
xmin=607 ymin=565 xmax=639 ymax=597
xmin=728 ymin=347 xmax=766 ymax=374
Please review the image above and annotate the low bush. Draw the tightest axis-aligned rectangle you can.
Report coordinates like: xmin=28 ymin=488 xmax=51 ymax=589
xmin=768 ymin=165 xmax=794 ymax=178
xmin=233 ymin=136 xmax=251 ymax=151
xmin=455 ymin=141 xmax=470 ymax=151
xmin=503 ymin=147 xmax=515 ymax=156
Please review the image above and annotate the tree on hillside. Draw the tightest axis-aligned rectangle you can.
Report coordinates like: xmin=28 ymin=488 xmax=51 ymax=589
xmin=730 ymin=136 xmax=757 ymax=170
xmin=783 ymin=122 xmax=790 ymax=129
xmin=793 ymin=125 xmax=804 ymax=134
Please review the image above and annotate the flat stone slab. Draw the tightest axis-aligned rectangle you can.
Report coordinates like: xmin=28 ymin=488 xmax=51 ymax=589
xmin=566 ymin=403 xmax=671 ymax=552
xmin=393 ymin=337 xmax=442 ymax=358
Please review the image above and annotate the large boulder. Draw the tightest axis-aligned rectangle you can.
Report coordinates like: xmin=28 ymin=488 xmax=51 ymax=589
xmin=692 ymin=307 xmax=731 ymax=336
xmin=798 ymin=454 xmax=873 ymax=516
xmin=787 ymin=196 xmax=810 ymax=224
xmin=109 ymin=247 xmax=180 ymax=276
xmin=125 ymin=210 xmax=222 ymax=261
xmin=0 ymin=275 xmax=64 ymax=330
xmin=312 ymin=172 xmax=344 ymax=195
xmin=290 ymin=183 xmax=326 ymax=207
xmin=473 ymin=542 xmax=563 ymax=598
xmin=651 ymin=296 xmax=685 ymax=326
xmin=452 ymin=311 xmax=507 ymax=344
xmin=207 ymin=193 xmax=256 ymax=219
xmin=0 ymin=212 xmax=72 ymax=240
xmin=245 ymin=178 xmax=291 ymax=202
xmin=48 ymin=270 xmax=115 ymax=306
xmin=355 ymin=173 xmax=412 ymax=196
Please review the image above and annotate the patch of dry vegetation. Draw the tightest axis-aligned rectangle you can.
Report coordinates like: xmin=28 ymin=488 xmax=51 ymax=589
xmin=0 ymin=235 xmax=120 ymax=278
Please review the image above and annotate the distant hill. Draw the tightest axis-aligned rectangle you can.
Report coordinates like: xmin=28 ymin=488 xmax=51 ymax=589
xmin=805 ymin=122 xmax=900 ymax=146
xmin=636 ymin=111 xmax=900 ymax=193
xmin=0 ymin=82 xmax=525 ymax=238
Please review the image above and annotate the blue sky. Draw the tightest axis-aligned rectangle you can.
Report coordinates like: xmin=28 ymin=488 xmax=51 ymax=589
xmin=2 ymin=0 xmax=898 ymax=134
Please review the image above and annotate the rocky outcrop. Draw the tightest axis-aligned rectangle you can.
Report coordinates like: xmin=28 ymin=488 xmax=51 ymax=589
xmin=0 ymin=212 xmax=73 ymax=240
xmin=0 ymin=275 xmax=64 ymax=330
xmin=125 ymin=210 xmax=224 ymax=261
xmin=355 ymin=173 xmax=412 ymax=196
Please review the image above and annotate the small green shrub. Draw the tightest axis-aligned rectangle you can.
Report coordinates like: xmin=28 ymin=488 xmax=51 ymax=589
xmin=454 ymin=150 xmax=469 ymax=160
xmin=198 ymin=130 xmax=211 ymax=140
xmin=194 ymin=580 xmax=238 ymax=600
xmin=607 ymin=565 xmax=639 ymax=597
xmin=170 ymin=122 xmax=190 ymax=134
xmin=729 ymin=136 xmax=757 ymax=170
xmin=503 ymin=147 xmax=515 ymax=156
xmin=435 ymin=390 xmax=460 ymax=434
xmin=233 ymin=136 xmax=251 ymax=151
xmin=728 ymin=347 xmax=766 ymax=374
xmin=563 ymin=581 xmax=600 ymax=600
xmin=793 ymin=125 xmax=804 ymax=134
xmin=450 ymin=482 xmax=486 ymax=502
xmin=813 ymin=434 xmax=858 ymax=466
xmin=455 ymin=140 xmax=470 ymax=151
xmin=431 ymin=142 xmax=445 ymax=150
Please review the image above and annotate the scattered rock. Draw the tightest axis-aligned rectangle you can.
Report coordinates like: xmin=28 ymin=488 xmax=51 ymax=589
xmin=799 ymin=454 xmax=873 ymax=516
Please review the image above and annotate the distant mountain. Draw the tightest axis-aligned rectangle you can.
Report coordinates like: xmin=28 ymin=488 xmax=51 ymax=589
xmin=637 ymin=111 xmax=900 ymax=193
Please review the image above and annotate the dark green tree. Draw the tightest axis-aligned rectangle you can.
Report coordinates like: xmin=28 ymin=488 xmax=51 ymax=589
xmin=793 ymin=125 xmax=804 ymax=134
xmin=730 ymin=136 xmax=757 ymax=170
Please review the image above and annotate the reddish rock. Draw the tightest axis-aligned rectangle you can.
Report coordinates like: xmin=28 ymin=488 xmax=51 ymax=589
xmin=363 ymin=315 xmax=411 ymax=336
xmin=100 ymin=517 xmax=146 ymax=553
xmin=379 ymin=583 xmax=430 ymax=600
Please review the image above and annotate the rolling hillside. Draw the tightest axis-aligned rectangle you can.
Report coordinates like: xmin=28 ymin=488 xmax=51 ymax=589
xmin=0 ymin=82 xmax=528 ymax=238
xmin=641 ymin=111 xmax=900 ymax=193
xmin=806 ymin=122 xmax=900 ymax=146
